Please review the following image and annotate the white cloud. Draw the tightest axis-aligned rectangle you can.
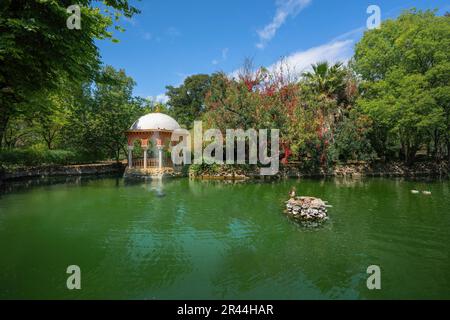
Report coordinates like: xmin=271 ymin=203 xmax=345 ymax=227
xmin=230 ymin=38 xmax=354 ymax=79
xmin=147 ymin=94 xmax=169 ymax=104
xmin=256 ymin=0 xmax=311 ymax=49
xmin=267 ymin=39 xmax=354 ymax=75
xmin=155 ymin=93 xmax=169 ymax=104
xmin=212 ymin=59 xmax=219 ymax=65
xmin=330 ymin=26 xmax=365 ymax=43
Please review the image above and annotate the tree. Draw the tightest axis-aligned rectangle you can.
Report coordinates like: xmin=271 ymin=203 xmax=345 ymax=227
xmin=298 ymin=62 xmax=355 ymax=168
xmin=0 ymin=0 xmax=139 ymax=147
xmin=302 ymin=62 xmax=347 ymax=99
xmin=93 ymin=66 xmax=143 ymax=161
xmin=203 ymin=64 xmax=298 ymax=165
xmin=331 ymin=109 xmax=376 ymax=162
xmin=204 ymin=72 xmax=258 ymax=130
xmin=34 ymin=95 xmax=69 ymax=150
xmin=65 ymin=66 xmax=144 ymax=162
xmin=353 ymin=10 xmax=450 ymax=164
xmin=166 ymin=74 xmax=213 ymax=128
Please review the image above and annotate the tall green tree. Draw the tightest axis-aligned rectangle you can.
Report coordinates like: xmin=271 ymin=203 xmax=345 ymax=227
xmin=0 ymin=0 xmax=139 ymax=147
xmin=353 ymin=10 xmax=450 ymax=164
xmin=33 ymin=91 xmax=70 ymax=150
xmin=166 ymin=74 xmax=213 ymax=128
xmin=65 ymin=66 xmax=144 ymax=162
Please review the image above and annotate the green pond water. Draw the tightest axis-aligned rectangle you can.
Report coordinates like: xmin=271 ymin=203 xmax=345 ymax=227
xmin=0 ymin=176 xmax=449 ymax=299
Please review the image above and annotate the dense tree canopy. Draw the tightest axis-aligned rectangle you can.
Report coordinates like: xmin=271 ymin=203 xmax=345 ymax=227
xmin=64 ymin=66 xmax=145 ymax=161
xmin=195 ymin=10 xmax=449 ymax=168
xmin=1 ymin=8 xmax=449 ymax=171
xmin=0 ymin=0 xmax=139 ymax=147
xmin=353 ymin=9 xmax=450 ymax=164
xmin=166 ymin=74 xmax=214 ymax=128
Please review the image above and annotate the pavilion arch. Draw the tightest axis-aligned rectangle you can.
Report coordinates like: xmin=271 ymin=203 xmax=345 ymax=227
xmin=125 ymin=112 xmax=185 ymax=170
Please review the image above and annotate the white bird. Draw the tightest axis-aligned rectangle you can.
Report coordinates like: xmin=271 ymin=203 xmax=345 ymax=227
xmin=422 ymin=191 xmax=432 ymax=195
xmin=411 ymin=190 xmax=419 ymax=194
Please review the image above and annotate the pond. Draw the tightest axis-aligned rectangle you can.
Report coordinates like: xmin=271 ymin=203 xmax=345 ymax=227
xmin=0 ymin=176 xmax=449 ymax=299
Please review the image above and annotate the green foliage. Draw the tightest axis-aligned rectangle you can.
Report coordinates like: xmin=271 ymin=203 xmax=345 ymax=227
xmin=287 ymin=61 xmax=356 ymax=168
xmin=204 ymin=69 xmax=291 ymax=133
xmin=302 ymin=62 xmax=348 ymax=101
xmin=189 ymin=163 xmax=255 ymax=177
xmin=354 ymin=9 xmax=450 ymax=164
xmin=189 ymin=163 xmax=221 ymax=176
xmin=0 ymin=148 xmax=81 ymax=167
xmin=0 ymin=0 xmax=139 ymax=147
xmin=1 ymin=8 xmax=448 ymax=170
xmin=331 ymin=110 xmax=376 ymax=162
xmin=166 ymin=74 xmax=214 ymax=128
xmin=64 ymin=66 xmax=146 ymax=162
xmin=1 ymin=64 xmax=147 ymax=165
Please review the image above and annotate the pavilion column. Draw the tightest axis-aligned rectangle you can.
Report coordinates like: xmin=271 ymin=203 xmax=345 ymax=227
xmin=143 ymin=146 xmax=148 ymax=169
xmin=157 ymin=145 xmax=163 ymax=169
xmin=127 ymin=145 xmax=134 ymax=168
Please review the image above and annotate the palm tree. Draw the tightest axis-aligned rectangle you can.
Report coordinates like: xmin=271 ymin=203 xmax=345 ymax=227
xmin=302 ymin=61 xmax=346 ymax=98
xmin=301 ymin=62 xmax=350 ymax=166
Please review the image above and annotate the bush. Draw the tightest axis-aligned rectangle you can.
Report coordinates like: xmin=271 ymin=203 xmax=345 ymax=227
xmin=0 ymin=148 xmax=86 ymax=167
xmin=189 ymin=163 xmax=256 ymax=176
xmin=331 ymin=111 xmax=377 ymax=163
xmin=189 ymin=163 xmax=221 ymax=176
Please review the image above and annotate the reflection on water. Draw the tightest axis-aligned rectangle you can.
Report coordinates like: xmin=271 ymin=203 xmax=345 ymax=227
xmin=0 ymin=176 xmax=449 ymax=299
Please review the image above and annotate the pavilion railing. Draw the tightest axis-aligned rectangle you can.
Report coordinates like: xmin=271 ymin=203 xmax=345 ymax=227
xmin=132 ymin=156 xmax=173 ymax=168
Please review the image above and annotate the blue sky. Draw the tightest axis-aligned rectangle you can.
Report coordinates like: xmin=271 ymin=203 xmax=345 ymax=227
xmin=97 ymin=0 xmax=449 ymax=101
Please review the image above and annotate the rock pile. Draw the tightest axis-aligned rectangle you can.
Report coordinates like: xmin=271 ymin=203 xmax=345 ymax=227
xmin=286 ymin=196 xmax=329 ymax=222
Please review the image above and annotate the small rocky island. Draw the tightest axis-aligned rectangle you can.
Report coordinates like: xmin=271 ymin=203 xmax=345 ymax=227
xmin=285 ymin=188 xmax=329 ymax=224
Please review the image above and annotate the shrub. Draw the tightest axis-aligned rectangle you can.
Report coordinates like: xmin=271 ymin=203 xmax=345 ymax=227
xmin=189 ymin=163 xmax=256 ymax=176
xmin=0 ymin=148 xmax=85 ymax=167
xmin=189 ymin=163 xmax=221 ymax=176
xmin=331 ymin=111 xmax=377 ymax=163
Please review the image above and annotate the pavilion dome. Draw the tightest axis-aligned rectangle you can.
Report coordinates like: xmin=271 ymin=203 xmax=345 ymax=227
xmin=130 ymin=112 xmax=181 ymax=131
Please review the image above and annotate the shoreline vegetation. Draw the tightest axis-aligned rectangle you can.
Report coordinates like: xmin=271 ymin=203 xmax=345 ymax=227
xmin=1 ymin=160 xmax=448 ymax=182
xmin=189 ymin=160 xmax=449 ymax=179
xmin=1 ymin=7 xmax=449 ymax=184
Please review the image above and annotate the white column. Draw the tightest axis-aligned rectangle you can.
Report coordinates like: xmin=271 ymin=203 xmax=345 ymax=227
xmin=158 ymin=145 xmax=163 ymax=169
xmin=143 ymin=146 xmax=148 ymax=169
xmin=127 ymin=145 xmax=134 ymax=169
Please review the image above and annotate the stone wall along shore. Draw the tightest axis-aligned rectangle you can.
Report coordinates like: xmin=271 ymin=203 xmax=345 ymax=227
xmin=0 ymin=162 xmax=125 ymax=181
